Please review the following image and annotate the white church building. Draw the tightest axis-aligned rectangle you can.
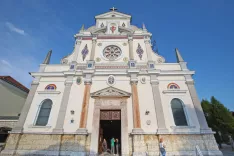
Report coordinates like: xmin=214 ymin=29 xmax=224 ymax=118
xmin=1 ymin=8 xmax=222 ymax=156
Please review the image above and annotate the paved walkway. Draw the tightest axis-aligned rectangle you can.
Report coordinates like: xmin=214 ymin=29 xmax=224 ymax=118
xmin=220 ymin=144 xmax=234 ymax=156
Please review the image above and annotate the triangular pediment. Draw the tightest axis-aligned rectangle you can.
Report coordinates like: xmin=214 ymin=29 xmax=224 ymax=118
xmin=91 ymin=87 xmax=131 ymax=98
xmin=95 ymin=11 xmax=131 ymax=19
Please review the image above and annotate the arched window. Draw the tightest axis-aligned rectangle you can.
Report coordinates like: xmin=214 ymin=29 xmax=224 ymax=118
xmin=171 ymin=98 xmax=188 ymax=126
xmin=167 ymin=83 xmax=180 ymax=89
xmin=45 ymin=84 xmax=56 ymax=90
xmin=35 ymin=99 xmax=52 ymax=126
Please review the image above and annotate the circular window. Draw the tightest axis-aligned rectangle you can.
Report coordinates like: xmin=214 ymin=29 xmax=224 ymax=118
xmin=103 ymin=45 xmax=122 ymax=61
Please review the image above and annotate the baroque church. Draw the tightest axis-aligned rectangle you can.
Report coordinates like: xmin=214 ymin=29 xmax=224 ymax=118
xmin=1 ymin=8 xmax=222 ymax=156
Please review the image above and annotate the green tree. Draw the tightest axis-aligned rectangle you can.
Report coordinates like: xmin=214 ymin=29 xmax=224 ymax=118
xmin=201 ymin=96 xmax=234 ymax=147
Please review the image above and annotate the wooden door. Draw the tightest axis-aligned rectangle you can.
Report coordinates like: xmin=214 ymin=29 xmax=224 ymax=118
xmin=100 ymin=110 xmax=121 ymax=120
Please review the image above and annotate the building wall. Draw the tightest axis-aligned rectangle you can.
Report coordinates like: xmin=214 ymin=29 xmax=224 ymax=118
xmin=158 ymin=75 xmax=201 ymax=133
xmin=0 ymin=82 xmax=27 ymax=117
xmin=0 ymin=120 xmax=17 ymax=129
xmin=23 ymin=77 xmax=65 ymax=132
xmin=22 ymin=69 xmax=201 ymax=134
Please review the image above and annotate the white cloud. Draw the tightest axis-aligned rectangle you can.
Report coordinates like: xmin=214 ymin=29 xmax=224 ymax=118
xmin=1 ymin=59 xmax=12 ymax=68
xmin=0 ymin=56 xmax=38 ymax=87
xmin=5 ymin=22 xmax=26 ymax=36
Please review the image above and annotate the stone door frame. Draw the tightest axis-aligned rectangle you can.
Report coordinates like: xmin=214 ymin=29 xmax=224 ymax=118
xmin=90 ymin=97 xmax=129 ymax=155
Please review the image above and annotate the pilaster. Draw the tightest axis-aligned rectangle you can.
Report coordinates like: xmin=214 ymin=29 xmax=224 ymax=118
xmin=12 ymin=78 xmax=40 ymax=133
xmin=90 ymin=36 xmax=97 ymax=60
xmin=144 ymin=37 xmax=152 ymax=61
xmin=72 ymin=39 xmax=82 ymax=62
xmin=185 ymin=75 xmax=212 ymax=133
xmin=53 ymin=76 xmax=73 ymax=133
xmin=77 ymin=75 xmax=92 ymax=134
xmin=128 ymin=35 xmax=134 ymax=60
xmin=130 ymin=76 xmax=143 ymax=133
xmin=150 ymin=75 xmax=169 ymax=134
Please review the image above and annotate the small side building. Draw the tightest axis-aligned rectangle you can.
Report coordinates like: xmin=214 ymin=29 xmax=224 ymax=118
xmin=0 ymin=76 xmax=29 ymax=149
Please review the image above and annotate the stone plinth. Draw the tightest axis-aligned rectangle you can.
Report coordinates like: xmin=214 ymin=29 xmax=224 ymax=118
xmin=130 ymin=134 xmax=222 ymax=156
xmin=1 ymin=133 xmax=222 ymax=156
xmin=0 ymin=134 xmax=91 ymax=156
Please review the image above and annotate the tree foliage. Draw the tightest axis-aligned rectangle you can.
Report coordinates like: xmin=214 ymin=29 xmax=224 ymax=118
xmin=201 ymin=96 xmax=234 ymax=144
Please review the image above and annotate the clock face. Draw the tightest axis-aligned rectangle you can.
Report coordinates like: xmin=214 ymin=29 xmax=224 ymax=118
xmin=103 ymin=45 xmax=122 ymax=61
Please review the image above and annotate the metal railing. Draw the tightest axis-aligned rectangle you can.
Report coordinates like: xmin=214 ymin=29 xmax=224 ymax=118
xmin=195 ymin=145 xmax=203 ymax=156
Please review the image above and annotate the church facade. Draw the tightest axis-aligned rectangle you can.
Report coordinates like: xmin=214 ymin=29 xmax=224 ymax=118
xmin=1 ymin=9 xmax=222 ymax=156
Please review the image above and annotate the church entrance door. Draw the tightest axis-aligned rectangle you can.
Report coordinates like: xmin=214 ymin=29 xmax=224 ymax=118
xmin=98 ymin=110 xmax=121 ymax=154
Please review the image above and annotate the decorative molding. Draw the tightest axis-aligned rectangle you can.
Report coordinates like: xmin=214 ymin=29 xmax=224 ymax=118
xmin=28 ymin=125 xmax=52 ymax=128
xmin=167 ymin=83 xmax=180 ymax=89
xmin=150 ymin=80 xmax=159 ymax=85
xmin=162 ymin=90 xmax=187 ymax=94
xmin=170 ymin=126 xmax=196 ymax=129
xmin=130 ymin=80 xmax=138 ymax=85
xmin=37 ymin=91 xmax=61 ymax=94
xmin=81 ymin=44 xmax=89 ymax=61
xmin=106 ymin=75 xmax=115 ymax=86
xmin=76 ymin=77 xmax=82 ymax=85
xmin=30 ymin=69 xmax=195 ymax=77
xmin=140 ymin=77 xmax=146 ymax=84
xmin=186 ymin=81 xmax=195 ymax=85
xmin=84 ymin=80 xmax=92 ymax=85
xmin=136 ymin=43 xmax=144 ymax=60
xmin=97 ymin=36 xmax=128 ymax=39
xmin=91 ymin=86 xmax=131 ymax=98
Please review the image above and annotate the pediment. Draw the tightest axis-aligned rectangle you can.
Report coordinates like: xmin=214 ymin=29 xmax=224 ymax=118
xmin=91 ymin=87 xmax=131 ymax=98
xmin=95 ymin=11 xmax=131 ymax=19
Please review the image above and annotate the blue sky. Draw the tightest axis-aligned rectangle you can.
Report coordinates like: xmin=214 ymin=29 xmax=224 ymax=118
xmin=0 ymin=0 xmax=233 ymax=110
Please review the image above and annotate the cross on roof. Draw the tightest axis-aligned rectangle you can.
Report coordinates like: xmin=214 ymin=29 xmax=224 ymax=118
xmin=110 ymin=7 xmax=117 ymax=11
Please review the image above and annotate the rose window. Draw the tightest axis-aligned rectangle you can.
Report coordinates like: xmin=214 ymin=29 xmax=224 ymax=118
xmin=103 ymin=45 xmax=122 ymax=60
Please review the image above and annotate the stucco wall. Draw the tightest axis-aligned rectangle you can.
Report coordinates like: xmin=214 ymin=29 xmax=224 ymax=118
xmin=23 ymin=77 xmax=65 ymax=132
xmin=158 ymin=75 xmax=201 ymax=133
xmin=0 ymin=83 xmax=27 ymax=117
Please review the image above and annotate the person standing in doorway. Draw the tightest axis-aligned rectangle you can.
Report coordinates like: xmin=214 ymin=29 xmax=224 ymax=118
xmin=116 ymin=138 xmax=120 ymax=155
xmin=159 ymin=138 xmax=166 ymax=156
xmin=111 ymin=137 xmax=115 ymax=154
xmin=102 ymin=138 xmax=107 ymax=153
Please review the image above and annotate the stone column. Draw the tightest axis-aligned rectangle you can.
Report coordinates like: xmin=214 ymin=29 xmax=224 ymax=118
xmin=186 ymin=78 xmax=212 ymax=133
xmin=150 ymin=75 xmax=169 ymax=134
xmin=128 ymin=35 xmax=134 ymax=60
xmin=73 ymin=39 xmax=82 ymax=62
xmin=145 ymin=38 xmax=152 ymax=61
xmin=131 ymin=78 xmax=143 ymax=133
xmin=53 ymin=76 xmax=73 ymax=133
xmin=77 ymin=78 xmax=92 ymax=134
xmin=90 ymin=37 xmax=97 ymax=61
xmin=12 ymin=78 xmax=40 ymax=133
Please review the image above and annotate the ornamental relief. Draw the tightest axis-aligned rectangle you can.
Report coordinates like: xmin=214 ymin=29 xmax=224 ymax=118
xmin=91 ymin=87 xmax=131 ymax=98
xmin=100 ymin=111 xmax=121 ymax=120
xmin=101 ymin=99 xmax=120 ymax=107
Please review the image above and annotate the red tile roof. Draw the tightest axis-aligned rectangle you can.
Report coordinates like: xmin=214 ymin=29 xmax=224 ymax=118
xmin=0 ymin=76 xmax=29 ymax=93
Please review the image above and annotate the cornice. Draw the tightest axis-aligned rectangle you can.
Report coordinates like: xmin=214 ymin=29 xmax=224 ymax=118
xmin=147 ymin=69 xmax=160 ymax=74
xmin=159 ymin=70 xmax=195 ymax=76
xmin=30 ymin=69 xmax=195 ymax=77
xmin=127 ymin=69 xmax=140 ymax=74
xmin=162 ymin=90 xmax=187 ymax=94
xmin=37 ymin=91 xmax=61 ymax=94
